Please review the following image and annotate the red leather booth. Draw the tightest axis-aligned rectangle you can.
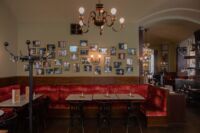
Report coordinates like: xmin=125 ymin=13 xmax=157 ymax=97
xmin=0 ymin=84 xmax=169 ymax=127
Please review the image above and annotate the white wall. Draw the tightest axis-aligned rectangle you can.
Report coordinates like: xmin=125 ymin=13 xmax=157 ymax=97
xmin=0 ymin=1 xmax=17 ymax=77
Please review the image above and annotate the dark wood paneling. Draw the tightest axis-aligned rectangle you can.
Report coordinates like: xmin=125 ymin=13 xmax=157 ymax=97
xmin=17 ymin=76 xmax=144 ymax=86
xmin=0 ymin=77 xmax=18 ymax=87
xmin=0 ymin=76 xmax=144 ymax=87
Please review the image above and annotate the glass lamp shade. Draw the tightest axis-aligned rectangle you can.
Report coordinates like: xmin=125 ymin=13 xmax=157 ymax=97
xmin=79 ymin=20 xmax=84 ymax=26
xmin=119 ymin=17 xmax=125 ymax=24
xmin=111 ymin=8 xmax=117 ymax=15
xmin=79 ymin=7 xmax=85 ymax=15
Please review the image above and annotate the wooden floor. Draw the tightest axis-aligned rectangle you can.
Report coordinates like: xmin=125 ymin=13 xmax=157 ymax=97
xmin=43 ymin=104 xmax=200 ymax=133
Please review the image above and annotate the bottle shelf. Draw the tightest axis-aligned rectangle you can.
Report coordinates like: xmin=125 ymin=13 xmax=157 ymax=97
xmin=184 ymin=56 xmax=196 ymax=59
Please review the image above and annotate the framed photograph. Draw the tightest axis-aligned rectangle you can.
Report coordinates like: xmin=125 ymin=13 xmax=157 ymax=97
xmin=119 ymin=43 xmax=128 ymax=50
xmin=69 ymin=45 xmax=78 ymax=53
xmin=37 ymin=48 xmax=46 ymax=56
xmin=73 ymin=63 xmax=80 ymax=72
xmin=80 ymin=49 xmax=89 ymax=55
xmin=32 ymin=40 xmax=41 ymax=47
xmin=34 ymin=61 xmax=43 ymax=69
xmin=128 ymin=48 xmax=136 ymax=55
xmin=63 ymin=61 xmax=70 ymax=71
xmin=43 ymin=60 xmax=52 ymax=68
xmin=116 ymin=69 xmax=124 ymax=75
xmin=94 ymin=66 xmax=101 ymax=75
xmin=24 ymin=64 xmax=29 ymax=72
xmin=126 ymin=67 xmax=133 ymax=74
xmin=110 ymin=47 xmax=116 ymax=56
xmin=127 ymin=58 xmax=133 ymax=65
xmin=113 ymin=62 xmax=122 ymax=68
xmin=36 ymin=68 xmax=44 ymax=75
xmin=105 ymin=56 xmax=111 ymax=65
xmin=54 ymin=59 xmax=62 ymax=66
xmin=118 ymin=53 xmax=126 ymax=60
xmin=46 ymin=68 xmax=54 ymax=75
xmin=57 ymin=49 xmax=67 ymax=57
xmin=80 ymin=40 xmax=88 ymax=47
xmin=47 ymin=44 xmax=56 ymax=51
xmin=58 ymin=41 xmax=66 ymax=48
xmin=84 ymin=65 xmax=92 ymax=72
xmin=104 ymin=65 xmax=112 ymax=73
xmin=30 ymin=48 xmax=36 ymax=55
xmin=48 ymin=51 xmax=56 ymax=59
xmin=81 ymin=57 xmax=90 ymax=64
xmin=54 ymin=67 xmax=62 ymax=74
xmin=71 ymin=53 xmax=78 ymax=61
xmin=89 ymin=44 xmax=98 ymax=51
xmin=99 ymin=48 xmax=108 ymax=55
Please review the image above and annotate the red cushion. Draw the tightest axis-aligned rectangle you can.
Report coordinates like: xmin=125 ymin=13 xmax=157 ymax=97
xmin=146 ymin=110 xmax=167 ymax=117
xmin=35 ymin=85 xmax=59 ymax=103
xmin=0 ymin=108 xmax=15 ymax=123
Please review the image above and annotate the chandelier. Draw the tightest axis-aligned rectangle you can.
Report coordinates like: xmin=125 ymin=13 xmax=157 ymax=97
xmin=78 ymin=0 xmax=125 ymax=35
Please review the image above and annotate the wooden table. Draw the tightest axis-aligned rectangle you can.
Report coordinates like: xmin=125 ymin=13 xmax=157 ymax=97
xmin=92 ymin=94 xmax=118 ymax=100
xmin=66 ymin=94 xmax=93 ymax=101
xmin=0 ymin=94 xmax=42 ymax=108
xmin=116 ymin=94 xmax=145 ymax=101
xmin=66 ymin=93 xmax=145 ymax=133
xmin=0 ymin=130 xmax=8 ymax=133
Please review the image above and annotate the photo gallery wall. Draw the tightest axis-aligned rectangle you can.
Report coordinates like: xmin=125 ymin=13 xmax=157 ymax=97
xmin=24 ymin=40 xmax=137 ymax=76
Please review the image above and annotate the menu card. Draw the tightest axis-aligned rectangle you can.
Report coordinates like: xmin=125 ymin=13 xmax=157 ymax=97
xmin=12 ymin=89 xmax=20 ymax=103
xmin=25 ymin=86 xmax=30 ymax=101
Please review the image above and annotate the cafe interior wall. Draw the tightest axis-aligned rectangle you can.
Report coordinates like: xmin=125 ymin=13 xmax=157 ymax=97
xmin=16 ymin=22 xmax=140 ymax=77
xmin=0 ymin=1 xmax=17 ymax=77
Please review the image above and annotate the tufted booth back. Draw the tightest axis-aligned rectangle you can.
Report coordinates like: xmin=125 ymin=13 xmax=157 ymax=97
xmin=0 ymin=85 xmax=20 ymax=102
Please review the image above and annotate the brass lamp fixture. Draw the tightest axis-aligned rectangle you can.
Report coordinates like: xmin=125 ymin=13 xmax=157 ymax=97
xmin=140 ymin=29 xmax=152 ymax=63
xmin=78 ymin=0 xmax=125 ymax=35
xmin=139 ymin=28 xmax=153 ymax=75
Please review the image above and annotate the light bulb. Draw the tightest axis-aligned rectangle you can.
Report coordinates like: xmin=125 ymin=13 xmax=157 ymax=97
xmin=79 ymin=20 xmax=84 ymax=26
xmin=119 ymin=17 xmax=125 ymax=24
xmin=79 ymin=7 xmax=85 ymax=15
xmin=111 ymin=8 xmax=117 ymax=15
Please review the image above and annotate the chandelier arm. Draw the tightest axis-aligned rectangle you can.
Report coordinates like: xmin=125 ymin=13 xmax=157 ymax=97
xmin=105 ymin=14 xmax=115 ymax=27
xmin=81 ymin=11 xmax=96 ymax=33
xmin=89 ymin=11 xmax=96 ymax=22
xmin=3 ymin=42 xmax=19 ymax=61
xmin=111 ymin=24 xmax=124 ymax=32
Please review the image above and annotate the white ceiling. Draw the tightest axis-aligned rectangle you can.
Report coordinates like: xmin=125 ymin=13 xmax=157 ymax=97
xmin=2 ymin=0 xmax=200 ymax=43
xmin=148 ymin=19 xmax=200 ymax=44
xmin=3 ymin=0 xmax=200 ymax=23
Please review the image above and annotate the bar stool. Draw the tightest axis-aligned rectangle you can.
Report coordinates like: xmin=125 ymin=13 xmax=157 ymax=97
xmin=125 ymin=102 xmax=143 ymax=133
xmin=67 ymin=101 xmax=85 ymax=133
xmin=96 ymin=101 xmax=112 ymax=133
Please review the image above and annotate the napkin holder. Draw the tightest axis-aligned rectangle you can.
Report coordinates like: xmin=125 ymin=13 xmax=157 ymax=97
xmin=12 ymin=89 xmax=20 ymax=103
xmin=25 ymin=86 xmax=30 ymax=101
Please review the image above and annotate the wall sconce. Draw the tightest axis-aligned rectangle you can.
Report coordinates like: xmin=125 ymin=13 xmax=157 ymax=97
xmin=90 ymin=54 xmax=101 ymax=64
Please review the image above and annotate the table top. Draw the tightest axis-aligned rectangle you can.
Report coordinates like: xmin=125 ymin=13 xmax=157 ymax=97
xmin=66 ymin=94 xmax=93 ymax=101
xmin=66 ymin=93 xmax=145 ymax=102
xmin=0 ymin=110 xmax=4 ymax=117
xmin=0 ymin=94 xmax=42 ymax=108
xmin=92 ymin=94 xmax=118 ymax=100
xmin=116 ymin=94 xmax=145 ymax=101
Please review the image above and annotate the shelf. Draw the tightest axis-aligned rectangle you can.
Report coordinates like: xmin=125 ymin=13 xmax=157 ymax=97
xmin=184 ymin=56 xmax=196 ymax=59
xmin=185 ymin=67 xmax=200 ymax=70
xmin=186 ymin=67 xmax=196 ymax=69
